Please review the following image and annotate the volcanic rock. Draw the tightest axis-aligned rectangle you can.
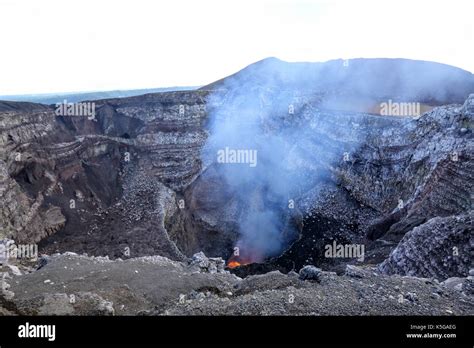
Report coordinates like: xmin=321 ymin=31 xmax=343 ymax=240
xmin=0 ymin=58 xmax=473 ymax=316
xmin=299 ymin=265 xmax=322 ymax=282
xmin=1 ymin=253 xmax=471 ymax=315
xmin=378 ymin=214 xmax=472 ymax=280
xmin=188 ymin=251 xmax=226 ymax=274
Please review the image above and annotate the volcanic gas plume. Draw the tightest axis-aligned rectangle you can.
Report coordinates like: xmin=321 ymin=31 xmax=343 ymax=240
xmin=202 ymin=60 xmax=353 ymax=266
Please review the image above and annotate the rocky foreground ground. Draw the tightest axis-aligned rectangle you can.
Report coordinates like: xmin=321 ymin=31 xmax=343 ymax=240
xmin=1 ymin=252 xmax=472 ymax=316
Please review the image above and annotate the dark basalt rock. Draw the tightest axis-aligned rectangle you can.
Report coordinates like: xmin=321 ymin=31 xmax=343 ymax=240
xmin=299 ymin=265 xmax=322 ymax=282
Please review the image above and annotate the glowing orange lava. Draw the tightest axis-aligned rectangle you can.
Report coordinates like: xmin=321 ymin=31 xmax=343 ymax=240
xmin=227 ymin=261 xmax=242 ymax=269
xmin=227 ymin=246 xmax=262 ymax=269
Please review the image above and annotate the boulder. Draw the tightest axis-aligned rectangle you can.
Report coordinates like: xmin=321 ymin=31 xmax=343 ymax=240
xmin=299 ymin=265 xmax=322 ymax=282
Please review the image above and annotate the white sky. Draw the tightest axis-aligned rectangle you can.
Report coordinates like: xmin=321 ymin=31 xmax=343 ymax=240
xmin=0 ymin=0 xmax=472 ymax=95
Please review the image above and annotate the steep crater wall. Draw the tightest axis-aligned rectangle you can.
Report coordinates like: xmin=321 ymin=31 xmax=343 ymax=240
xmin=1 ymin=59 xmax=473 ymax=281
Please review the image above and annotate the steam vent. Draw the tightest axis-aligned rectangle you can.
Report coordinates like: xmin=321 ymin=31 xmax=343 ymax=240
xmin=1 ymin=58 xmax=473 ymax=315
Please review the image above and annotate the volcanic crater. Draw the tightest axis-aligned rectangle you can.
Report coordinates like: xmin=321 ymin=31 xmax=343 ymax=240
xmin=1 ymin=58 xmax=473 ymax=315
